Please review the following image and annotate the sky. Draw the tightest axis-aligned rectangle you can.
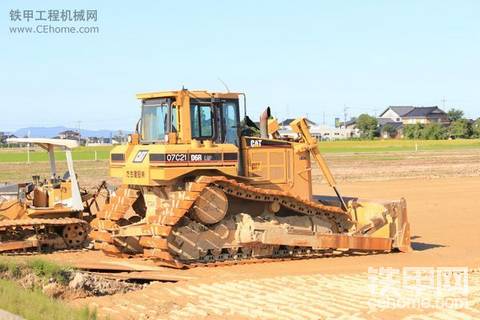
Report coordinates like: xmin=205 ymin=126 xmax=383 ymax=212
xmin=0 ymin=0 xmax=479 ymax=132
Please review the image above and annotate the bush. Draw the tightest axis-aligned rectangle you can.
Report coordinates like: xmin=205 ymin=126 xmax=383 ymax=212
xmin=448 ymin=119 xmax=472 ymax=139
xmin=472 ymin=118 xmax=480 ymax=138
xmin=0 ymin=258 xmax=75 ymax=284
xmin=0 ymin=259 xmax=22 ymax=278
xmin=381 ymin=124 xmax=398 ymax=138
xmin=421 ymin=123 xmax=447 ymax=140
xmin=403 ymin=124 xmax=424 ymax=139
xmin=27 ymin=259 xmax=73 ymax=285
xmin=0 ymin=279 xmax=97 ymax=320
xmin=404 ymin=123 xmax=449 ymax=140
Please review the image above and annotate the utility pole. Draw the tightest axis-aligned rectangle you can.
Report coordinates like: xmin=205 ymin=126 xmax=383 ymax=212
xmin=323 ymin=111 xmax=325 ymax=125
xmin=441 ymin=97 xmax=447 ymax=109
xmin=76 ymin=121 xmax=82 ymax=143
xmin=343 ymin=106 xmax=349 ymax=129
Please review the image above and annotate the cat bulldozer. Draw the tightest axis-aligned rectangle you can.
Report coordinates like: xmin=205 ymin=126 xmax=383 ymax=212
xmin=90 ymin=89 xmax=411 ymax=268
xmin=0 ymin=138 xmax=104 ymax=253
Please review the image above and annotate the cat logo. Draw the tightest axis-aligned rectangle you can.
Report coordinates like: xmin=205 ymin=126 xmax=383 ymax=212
xmin=249 ymin=139 xmax=262 ymax=148
xmin=133 ymin=150 xmax=148 ymax=163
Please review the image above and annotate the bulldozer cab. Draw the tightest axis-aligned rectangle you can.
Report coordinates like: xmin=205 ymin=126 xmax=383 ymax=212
xmin=138 ymin=90 xmax=241 ymax=146
xmin=3 ymin=138 xmax=84 ymax=218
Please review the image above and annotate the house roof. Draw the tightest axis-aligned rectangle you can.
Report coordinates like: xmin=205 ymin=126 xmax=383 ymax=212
xmin=379 ymin=106 xmax=447 ymax=118
xmin=345 ymin=119 xmax=357 ymax=126
xmin=377 ymin=118 xmax=394 ymax=126
xmin=380 ymin=121 xmax=403 ymax=130
xmin=403 ymin=106 xmax=445 ymax=117
xmin=379 ymin=106 xmax=415 ymax=117
xmin=337 ymin=118 xmax=357 ymax=127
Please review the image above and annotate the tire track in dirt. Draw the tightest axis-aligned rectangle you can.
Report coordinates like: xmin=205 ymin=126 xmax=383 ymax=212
xmin=82 ymin=271 xmax=480 ymax=320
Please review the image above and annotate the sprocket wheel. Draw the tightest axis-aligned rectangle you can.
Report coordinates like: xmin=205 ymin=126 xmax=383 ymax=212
xmin=62 ymin=223 xmax=87 ymax=248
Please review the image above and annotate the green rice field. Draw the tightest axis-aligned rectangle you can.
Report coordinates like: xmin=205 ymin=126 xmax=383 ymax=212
xmin=0 ymin=139 xmax=479 ymax=163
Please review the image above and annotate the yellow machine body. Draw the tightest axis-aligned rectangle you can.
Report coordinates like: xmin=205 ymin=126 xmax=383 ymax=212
xmin=0 ymin=138 xmax=95 ymax=253
xmin=91 ymin=89 xmax=411 ymax=267
xmin=109 ymin=90 xmax=313 ymax=199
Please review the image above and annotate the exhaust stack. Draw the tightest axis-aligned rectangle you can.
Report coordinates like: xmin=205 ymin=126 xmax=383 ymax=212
xmin=260 ymin=107 xmax=271 ymax=139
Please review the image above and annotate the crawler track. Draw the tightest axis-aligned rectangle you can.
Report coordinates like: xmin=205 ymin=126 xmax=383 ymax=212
xmin=90 ymin=176 xmax=397 ymax=268
xmin=0 ymin=217 xmax=89 ymax=253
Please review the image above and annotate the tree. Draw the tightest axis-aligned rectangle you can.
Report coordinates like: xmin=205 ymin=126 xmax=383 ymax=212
xmin=403 ymin=123 xmax=424 ymax=139
xmin=447 ymin=108 xmax=464 ymax=122
xmin=356 ymin=114 xmax=378 ymax=139
xmin=448 ymin=119 xmax=472 ymax=139
xmin=421 ymin=123 xmax=447 ymax=140
xmin=472 ymin=118 xmax=480 ymax=138
xmin=381 ymin=124 xmax=397 ymax=138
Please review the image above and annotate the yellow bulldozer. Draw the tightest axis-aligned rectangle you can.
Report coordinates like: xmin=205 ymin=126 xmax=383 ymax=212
xmin=90 ymin=89 xmax=411 ymax=268
xmin=0 ymin=138 xmax=104 ymax=253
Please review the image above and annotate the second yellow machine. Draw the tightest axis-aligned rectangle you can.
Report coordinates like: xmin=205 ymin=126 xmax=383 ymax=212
xmin=91 ymin=89 xmax=411 ymax=267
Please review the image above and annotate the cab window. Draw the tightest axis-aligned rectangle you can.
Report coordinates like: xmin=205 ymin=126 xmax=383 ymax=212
xmin=141 ymin=99 xmax=169 ymax=142
xmin=171 ymin=105 xmax=178 ymax=132
xmin=190 ymin=104 xmax=213 ymax=139
xmin=223 ymin=102 xmax=239 ymax=145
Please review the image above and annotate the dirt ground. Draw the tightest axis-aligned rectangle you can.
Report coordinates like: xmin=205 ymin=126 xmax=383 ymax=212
xmin=0 ymin=160 xmax=110 ymax=188
xmin=2 ymin=150 xmax=480 ymax=319
xmin=45 ymin=176 xmax=478 ymax=320
xmin=321 ymin=149 xmax=480 ymax=182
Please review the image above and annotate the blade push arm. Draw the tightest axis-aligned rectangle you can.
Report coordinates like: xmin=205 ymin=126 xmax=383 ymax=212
xmin=290 ymin=118 xmax=348 ymax=211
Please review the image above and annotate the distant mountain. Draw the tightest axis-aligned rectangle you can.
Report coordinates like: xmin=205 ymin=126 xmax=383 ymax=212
xmin=13 ymin=126 xmax=130 ymax=138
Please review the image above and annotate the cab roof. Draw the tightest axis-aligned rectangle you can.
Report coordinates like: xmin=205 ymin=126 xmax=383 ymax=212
xmin=136 ymin=90 xmax=241 ymax=101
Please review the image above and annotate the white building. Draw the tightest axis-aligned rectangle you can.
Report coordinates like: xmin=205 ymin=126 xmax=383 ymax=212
xmin=278 ymin=119 xmax=359 ymax=140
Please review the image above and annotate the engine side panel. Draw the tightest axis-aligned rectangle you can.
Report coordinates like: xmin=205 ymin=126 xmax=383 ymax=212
xmin=243 ymin=137 xmax=312 ymax=201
